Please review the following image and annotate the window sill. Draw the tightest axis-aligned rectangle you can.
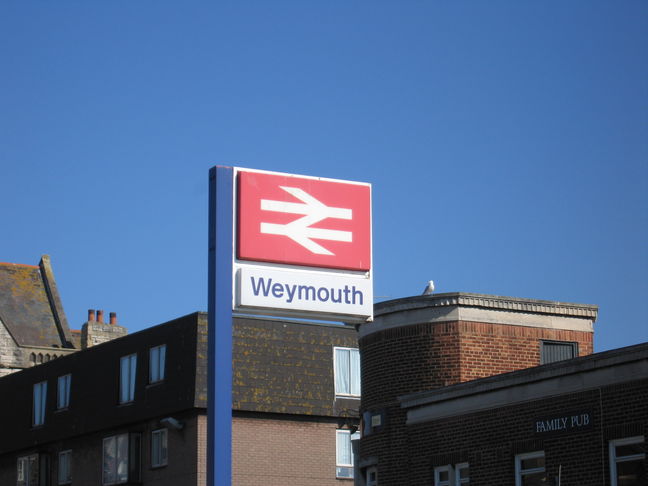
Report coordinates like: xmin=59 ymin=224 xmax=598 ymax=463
xmin=150 ymin=463 xmax=168 ymax=469
xmin=146 ymin=380 xmax=165 ymax=389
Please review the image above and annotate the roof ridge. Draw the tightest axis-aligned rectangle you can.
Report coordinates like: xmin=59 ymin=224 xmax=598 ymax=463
xmin=0 ymin=262 xmax=39 ymax=268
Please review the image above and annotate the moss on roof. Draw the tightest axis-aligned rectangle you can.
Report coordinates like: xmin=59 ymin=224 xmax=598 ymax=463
xmin=0 ymin=263 xmax=65 ymax=347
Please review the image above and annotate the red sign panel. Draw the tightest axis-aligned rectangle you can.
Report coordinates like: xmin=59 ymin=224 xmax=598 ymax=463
xmin=237 ymin=170 xmax=371 ymax=271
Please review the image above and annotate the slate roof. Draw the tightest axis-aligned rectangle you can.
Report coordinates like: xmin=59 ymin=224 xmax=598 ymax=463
xmin=195 ymin=313 xmax=360 ymax=417
xmin=0 ymin=258 xmax=71 ymax=348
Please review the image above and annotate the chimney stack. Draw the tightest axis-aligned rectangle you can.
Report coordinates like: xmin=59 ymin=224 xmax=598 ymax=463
xmin=80 ymin=308 xmax=127 ymax=349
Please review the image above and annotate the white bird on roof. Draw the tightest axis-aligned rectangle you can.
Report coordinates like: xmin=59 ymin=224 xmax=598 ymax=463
xmin=422 ymin=280 xmax=435 ymax=295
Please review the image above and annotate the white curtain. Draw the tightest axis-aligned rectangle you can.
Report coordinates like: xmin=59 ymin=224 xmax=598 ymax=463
xmin=350 ymin=349 xmax=360 ymax=396
xmin=336 ymin=431 xmax=352 ymax=465
xmin=103 ymin=437 xmax=116 ymax=484
xmin=335 ymin=349 xmax=350 ymax=394
xmin=116 ymin=434 xmax=129 ymax=482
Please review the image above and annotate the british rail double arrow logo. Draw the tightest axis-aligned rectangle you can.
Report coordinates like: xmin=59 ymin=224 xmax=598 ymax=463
xmin=260 ymin=186 xmax=353 ymax=256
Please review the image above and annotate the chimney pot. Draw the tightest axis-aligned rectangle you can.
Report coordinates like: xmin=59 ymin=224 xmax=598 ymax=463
xmin=97 ymin=309 xmax=104 ymax=323
xmin=109 ymin=312 xmax=117 ymax=325
xmin=88 ymin=309 xmax=96 ymax=322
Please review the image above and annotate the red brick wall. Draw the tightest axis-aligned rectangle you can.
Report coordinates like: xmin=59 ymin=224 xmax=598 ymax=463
xmin=360 ymin=321 xmax=462 ymax=410
xmin=458 ymin=321 xmax=593 ymax=382
xmin=197 ymin=414 xmax=356 ymax=486
xmin=360 ymin=320 xmax=593 ymax=409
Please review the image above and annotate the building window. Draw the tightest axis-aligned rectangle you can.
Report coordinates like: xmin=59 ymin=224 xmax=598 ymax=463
xmin=366 ymin=466 xmax=378 ymax=486
xmin=540 ymin=341 xmax=577 ymax=364
xmin=102 ymin=433 xmax=141 ymax=485
xmin=456 ymin=463 xmax=470 ymax=484
xmin=336 ymin=429 xmax=360 ymax=479
xmin=334 ymin=347 xmax=361 ymax=397
xmin=17 ymin=454 xmax=39 ymax=486
xmin=434 ymin=463 xmax=469 ymax=485
xmin=609 ymin=436 xmax=646 ymax=486
xmin=58 ymin=450 xmax=72 ymax=485
xmin=57 ymin=374 xmax=71 ymax=410
xmin=149 ymin=345 xmax=166 ymax=383
xmin=434 ymin=465 xmax=452 ymax=486
xmin=33 ymin=381 xmax=47 ymax=426
xmin=515 ymin=451 xmax=546 ymax=486
xmin=151 ymin=429 xmax=168 ymax=468
xmin=119 ymin=354 xmax=137 ymax=404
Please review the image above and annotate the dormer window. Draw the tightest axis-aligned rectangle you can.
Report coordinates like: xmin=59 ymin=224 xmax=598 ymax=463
xmin=149 ymin=345 xmax=166 ymax=384
xmin=33 ymin=381 xmax=47 ymax=426
xmin=119 ymin=354 xmax=137 ymax=404
xmin=57 ymin=374 xmax=71 ymax=410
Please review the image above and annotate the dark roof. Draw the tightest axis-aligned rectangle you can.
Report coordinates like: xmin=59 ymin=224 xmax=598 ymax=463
xmin=195 ymin=313 xmax=360 ymax=416
xmin=232 ymin=316 xmax=359 ymax=417
xmin=0 ymin=258 xmax=70 ymax=348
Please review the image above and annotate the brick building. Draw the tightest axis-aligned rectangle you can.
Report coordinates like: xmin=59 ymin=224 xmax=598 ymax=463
xmin=355 ymin=293 xmax=647 ymax=486
xmin=0 ymin=312 xmax=361 ymax=486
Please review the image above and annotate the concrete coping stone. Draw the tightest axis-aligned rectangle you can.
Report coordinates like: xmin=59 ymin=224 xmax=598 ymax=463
xmin=375 ymin=292 xmax=599 ymax=319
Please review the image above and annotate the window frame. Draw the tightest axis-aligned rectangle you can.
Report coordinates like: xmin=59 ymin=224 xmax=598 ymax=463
xmin=32 ymin=381 xmax=47 ymax=426
xmin=151 ymin=428 xmax=168 ymax=468
xmin=455 ymin=463 xmax=469 ymax=484
xmin=433 ymin=465 xmax=452 ymax=486
xmin=433 ymin=463 xmax=469 ymax=485
xmin=609 ymin=435 xmax=646 ymax=486
xmin=57 ymin=374 xmax=72 ymax=410
xmin=58 ymin=449 xmax=72 ymax=485
xmin=335 ymin=428 xmax=360 ymax=479
xmin=366 ymin=466 xmax=378 ymax=486
xmin=102 ymin=433 xmax=141 ymax=485
xmin=334 ymin=347 xmax=361 ymax=398
xmin=119 ymin=354 xmax=137 ymax=404
xmin=515 ymin=451 xmax=546 ymax=486
xmin=149 ymin=345 xmax=166 ymax=384
xmin=540 ymin=340 xmax=578 ymax=364
xmin=17 ymin=454 xmax=39 ymax=486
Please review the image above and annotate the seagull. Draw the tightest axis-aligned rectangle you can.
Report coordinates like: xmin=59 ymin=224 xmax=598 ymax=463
xmin=422 ymin=280 xmax=435 ymax=295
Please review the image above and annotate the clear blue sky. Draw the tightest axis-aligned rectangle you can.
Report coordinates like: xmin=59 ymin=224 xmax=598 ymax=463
xmin=1 ymin=1 xmax=646 ymax=351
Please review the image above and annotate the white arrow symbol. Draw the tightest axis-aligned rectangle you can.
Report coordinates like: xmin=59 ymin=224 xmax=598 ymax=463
xmin=260 ymin=186 xmax=352 ymax=255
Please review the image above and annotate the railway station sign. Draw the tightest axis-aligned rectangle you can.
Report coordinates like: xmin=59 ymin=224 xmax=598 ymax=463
xmin=234 ymin=168 xmax=373 ymax=322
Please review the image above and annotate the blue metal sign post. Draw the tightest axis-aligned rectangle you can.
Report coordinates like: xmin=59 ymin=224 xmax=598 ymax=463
xmin=207 ymin=166 xmax=233 ymax=486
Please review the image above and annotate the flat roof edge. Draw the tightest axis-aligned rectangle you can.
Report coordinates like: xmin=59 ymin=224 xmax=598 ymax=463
xmin=376 ymin=293 xmax=598 ymax=320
